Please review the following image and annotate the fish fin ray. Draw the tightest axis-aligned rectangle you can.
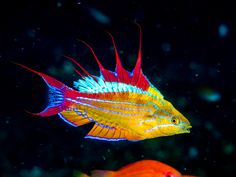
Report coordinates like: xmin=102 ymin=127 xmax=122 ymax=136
xmin=59 ymin=110 xmax=91 ymax=126
xmin=106 ymin=28 xmax=150 ymax=90
xmin=76 ymin=28 xmax=151 ymax=90
xmin=14 ymin=62 xmax=72 ymax=117
xmin=71 ymin=27 xmax=151 ymax=91
xmin=77 ymin=39 xmax=118 ymax=82
xmin=106 ymin=31 xmax=132 ymax=84
xmin=85 ymin=124 xmax=143 ymax=141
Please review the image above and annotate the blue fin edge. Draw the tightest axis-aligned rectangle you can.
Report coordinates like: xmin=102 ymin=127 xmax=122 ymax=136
xmin=58 ymin=113 xmax=77 ymax=127
xmin=84 ymin=135 xmax=127 ymax=141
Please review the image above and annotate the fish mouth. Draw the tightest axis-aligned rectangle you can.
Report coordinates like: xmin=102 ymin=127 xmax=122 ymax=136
xmin=184 ymin=125 xmax=192 ymax=133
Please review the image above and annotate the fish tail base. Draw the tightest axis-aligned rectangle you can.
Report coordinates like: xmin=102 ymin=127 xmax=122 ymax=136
xmin=37 ymin=76 xmax=72 ymax=117
xmin=14 ymin=62 xmax=73 ymax=117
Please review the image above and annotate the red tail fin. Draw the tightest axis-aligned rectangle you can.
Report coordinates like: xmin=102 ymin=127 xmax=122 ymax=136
xmin=14 ymin=62 xmax=71 ymax=117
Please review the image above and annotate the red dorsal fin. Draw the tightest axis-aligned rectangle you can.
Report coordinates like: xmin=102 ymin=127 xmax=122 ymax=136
xmin=106 ymin=31 xmax=131 ymax=84
xmin=64 ymin=55 xmax=90 ymax=76
xmin=78 ymin=40 xmax=104 ymax=71
xmin=64 ymin=55 xmax=97 ymax=81
xmin=132 ymin=22 xmax=142 ymax=79
xmin=71 ymin=66 xmax=84 ymax=78
xmin=131 ymin=23 xmax=150 ymax=90
xmin=73 ymin=26 xmax=151 ymax=91
xmin=78 ymin=39 xmax=117 ymax=82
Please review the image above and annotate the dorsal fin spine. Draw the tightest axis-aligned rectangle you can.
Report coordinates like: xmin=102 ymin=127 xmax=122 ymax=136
xmin=73 ymin=26 xmax=150 ymax=90
xmin=106 ymin=31 xmax=132 ymax=83
xmin=64 ymin=55 xmax=97 ymax=81
xmin=78 ymin=39 xmax=117 ymax=81
xmin=132 ymin=22 xmax=142 ymax=78
xmin=72 ymin=66 xmax=84 ymax=78
xmin=78 ymin=39 xmax=104 ymax=71
xmin=106 ymin=31 xmax=123 ymax=72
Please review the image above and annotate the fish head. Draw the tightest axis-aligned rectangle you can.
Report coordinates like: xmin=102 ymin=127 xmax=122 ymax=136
xmin=145 ymin=100 xmax=192 ymax=138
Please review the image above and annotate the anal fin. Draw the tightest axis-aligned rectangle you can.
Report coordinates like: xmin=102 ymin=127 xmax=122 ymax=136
xmin=85 ymin=124 xmax=142 ymax=141
xmin=59 ymin=109 xmax=91 ymax=127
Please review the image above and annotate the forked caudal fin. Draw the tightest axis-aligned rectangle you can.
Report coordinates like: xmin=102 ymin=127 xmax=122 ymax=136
xmin=14 ymin=62 xmax=72 ymax=117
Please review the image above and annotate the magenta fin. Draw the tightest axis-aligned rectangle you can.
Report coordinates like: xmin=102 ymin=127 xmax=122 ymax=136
xmin=71 ymin=26 xmax=151 ymax=91
xmin=15 ymin=62 xmax=70 ymax=117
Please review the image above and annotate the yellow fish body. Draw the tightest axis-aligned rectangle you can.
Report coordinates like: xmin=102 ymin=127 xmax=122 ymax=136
xmin=17 ymin=27 xmax=191 ymax=141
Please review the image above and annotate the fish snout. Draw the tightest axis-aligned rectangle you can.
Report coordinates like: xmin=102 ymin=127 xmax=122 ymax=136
xmin=185 ymin=125 xmax=192 ymax=133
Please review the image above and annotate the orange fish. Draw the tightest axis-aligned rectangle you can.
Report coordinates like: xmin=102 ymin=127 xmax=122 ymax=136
xmin=74 ymin=160 xmax=198 ymax=177
xmin=16 ymin=26 xmax=191 ymax=141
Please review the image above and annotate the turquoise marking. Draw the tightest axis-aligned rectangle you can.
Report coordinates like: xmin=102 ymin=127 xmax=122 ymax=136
xmin=66 ymin=98 xmax=146 ymax=117
xmin=76 ymin=97 xmax=160 ymax=114
xmin=73 ymin=76 xmax=164 ymax=103
xmin=112 ymin=105 xmax=152 ymax=113
xmin=149 ymin=84 xmax=164 ymax=98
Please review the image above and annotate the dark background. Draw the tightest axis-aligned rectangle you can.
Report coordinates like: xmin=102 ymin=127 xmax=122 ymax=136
xmin=1 ymin=0 xmax=235 ymax=177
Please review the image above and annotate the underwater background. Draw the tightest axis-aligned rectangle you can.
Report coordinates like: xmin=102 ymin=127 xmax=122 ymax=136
xmin=1 ymin=0 xmax=235 ymax=176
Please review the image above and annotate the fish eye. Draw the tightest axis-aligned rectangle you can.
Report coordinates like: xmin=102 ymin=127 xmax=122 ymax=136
xmin=171 ymin=117 xmax=180 ymax=125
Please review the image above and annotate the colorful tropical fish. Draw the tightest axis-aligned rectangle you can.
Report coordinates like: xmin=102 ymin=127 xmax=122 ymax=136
xmin=73 ymin=159 xmax=198 ymax=177
xmin=16 ymin=26 xmax=191 ymax=141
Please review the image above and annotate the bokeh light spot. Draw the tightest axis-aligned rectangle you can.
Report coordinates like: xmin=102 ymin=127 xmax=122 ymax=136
xmin=218 ymin=24 xmax=228 ymax=38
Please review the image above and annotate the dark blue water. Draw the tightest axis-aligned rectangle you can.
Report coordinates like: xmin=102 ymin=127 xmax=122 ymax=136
xmin=1 ymin=1 xmax=235 ymax=176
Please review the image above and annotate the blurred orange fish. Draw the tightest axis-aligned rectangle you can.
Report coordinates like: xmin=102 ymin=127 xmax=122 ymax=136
xmin=74 ymin=159 xmax=198 ymax=177
xmin=16 ymin=26 xmax=191 ymax=141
